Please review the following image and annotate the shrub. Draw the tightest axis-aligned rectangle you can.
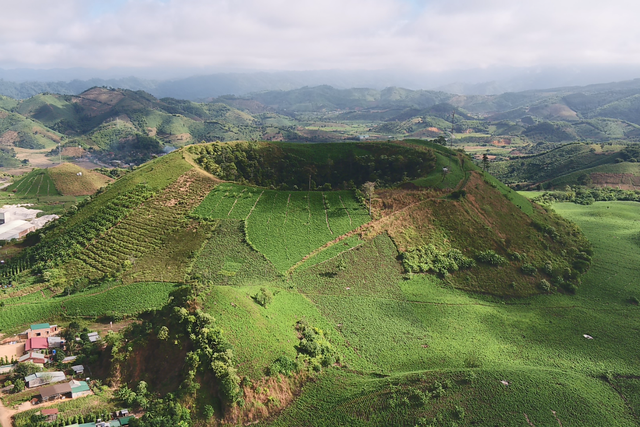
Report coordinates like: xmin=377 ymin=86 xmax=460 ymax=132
xmin=402 ymin=245 xmax=475 ymax=275
xmin=521 ymin=263 xmax=537 ymax=276
xmin=629 ymin=296 xmax=639 ymax=305
xmin=253 ymin=287 xmax=273 ymax=308
xmin=476 ymin=250 xmax=507 ymax=266
xmin=539 ymin=279 xmax=551 ymax=292
xmin=268 ymin=356 xmax=299 ymax=377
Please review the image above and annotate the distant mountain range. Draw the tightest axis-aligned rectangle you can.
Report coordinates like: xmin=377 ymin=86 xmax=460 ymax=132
xmin=3 ymin=65 xmax=640 ymax=100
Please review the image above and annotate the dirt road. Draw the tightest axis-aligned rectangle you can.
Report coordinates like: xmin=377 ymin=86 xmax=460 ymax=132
xmin=0 ymin=399 xmax=16 ymax=427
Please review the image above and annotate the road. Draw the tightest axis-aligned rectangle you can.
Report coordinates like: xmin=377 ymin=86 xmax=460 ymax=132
xmin=0 ymin=398 xmax=15 ymax=427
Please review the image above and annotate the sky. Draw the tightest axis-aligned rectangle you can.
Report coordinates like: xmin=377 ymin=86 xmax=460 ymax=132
xmin=1 ymin=0 xmax=638 ymax=73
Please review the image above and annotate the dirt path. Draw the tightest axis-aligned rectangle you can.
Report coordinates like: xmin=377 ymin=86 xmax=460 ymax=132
xmin=0 ymin=398 xmax=16 ymax=427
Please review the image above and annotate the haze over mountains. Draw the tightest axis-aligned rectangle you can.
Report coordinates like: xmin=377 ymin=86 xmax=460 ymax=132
xmin=4 ymin=65 xmax=640 ymax=100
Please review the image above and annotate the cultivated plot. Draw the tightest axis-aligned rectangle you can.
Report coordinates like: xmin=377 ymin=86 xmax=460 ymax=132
xmin=193 ymin=184 xmax=370 ymax=272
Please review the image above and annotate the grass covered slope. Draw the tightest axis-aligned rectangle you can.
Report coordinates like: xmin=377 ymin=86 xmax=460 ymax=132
xmin=0 ymin=141 xmax=625 ymax=426
xmin=6 ymin=168 xmax=61 ymax=197
xmin=47 ymin=163 xmax=113 ymax=195
xmin=256 ymin=201 xmax=640 ymax=426
xmin=193 ymin=183 xmax=370 ymax=272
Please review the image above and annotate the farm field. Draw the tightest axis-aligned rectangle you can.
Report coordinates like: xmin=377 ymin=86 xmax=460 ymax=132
xmin=0 ymin=281 xmax=180 ymax=332
xmin=5 ymin=168 xmax=61 ymax=197
xmin=193 ymin=183 xmax=370 ymax=272
xmin=254 ymin=201 xmax=640 ymax=425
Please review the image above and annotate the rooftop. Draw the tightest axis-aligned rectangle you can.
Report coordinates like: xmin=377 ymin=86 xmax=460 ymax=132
xmin=30 ymin=323 xmax=51 ymax=331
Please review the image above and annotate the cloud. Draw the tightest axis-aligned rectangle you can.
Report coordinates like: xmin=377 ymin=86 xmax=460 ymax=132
xmin=0 ymin=0 xmax=638 ymax=71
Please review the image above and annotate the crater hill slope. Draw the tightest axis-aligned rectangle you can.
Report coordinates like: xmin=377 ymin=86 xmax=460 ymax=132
xmin=1 ymin=140 xmax=617 ymax=427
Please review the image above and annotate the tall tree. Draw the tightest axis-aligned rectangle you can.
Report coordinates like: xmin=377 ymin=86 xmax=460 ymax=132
xmin=362 ymin=181 xmax=375 ymax=216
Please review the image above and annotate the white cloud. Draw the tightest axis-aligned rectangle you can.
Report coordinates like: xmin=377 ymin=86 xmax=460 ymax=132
xmin=0 ymin=0 xmax=638 ymax=71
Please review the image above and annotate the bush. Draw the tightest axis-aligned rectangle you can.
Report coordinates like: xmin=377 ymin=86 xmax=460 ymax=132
xmin=629 ymin=296 xmax=639 ymax=305
xmin=476 ymin=250 xmax=507 ymax=266
xmin=268 ymin=356 xmax=299 ymax=377
xmin=402 ymin=245 xmax=475 ymax=275
xmin=253 ymin=287 xmax=273 ymax=308
xmin=521 ymin=263 xmax=537 ymax=276
xmin=539 ymin=279 xmax=551 ymax=292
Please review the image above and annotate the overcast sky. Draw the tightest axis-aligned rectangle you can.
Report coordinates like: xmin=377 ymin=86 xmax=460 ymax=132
xmin=1 ymin=0 xmax=638 ymax=72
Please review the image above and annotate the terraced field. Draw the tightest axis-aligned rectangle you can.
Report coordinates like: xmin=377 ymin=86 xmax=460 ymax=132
xmin=65 ymin=169 xmax=216 ymax=280
xmin=6 ymin=168 xmax=60 ymax=197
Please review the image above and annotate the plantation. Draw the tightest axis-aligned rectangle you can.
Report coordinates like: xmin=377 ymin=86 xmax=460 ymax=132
xmin=0 ymin=281 xmax=179 ymax=332
xmin=6 ymin=168 xmax=61 ymax=197
xmin=193 ymin=183 xmax=370 ymax=272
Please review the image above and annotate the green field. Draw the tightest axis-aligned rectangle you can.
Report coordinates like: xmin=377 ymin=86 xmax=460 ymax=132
xmin=0 ymin=282 xmax=180 ymax=332
xmin=193 ymin=184 xmax=370 ymax=272
xmin=247 ymin=201 xmax=640 ymax=425
xmin=6 ymin=168 xmax=61 ymax=197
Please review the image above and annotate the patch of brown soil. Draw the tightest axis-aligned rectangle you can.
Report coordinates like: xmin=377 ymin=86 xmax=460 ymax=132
xmin=590 ymin=173 xmax=640 ymax=189
xmin=491 ymin=138 xmax=511 ymax=146
xmin=61 ymin=146 xmax=86 ymax=157
xmin=147 ymin=127 xmax=157 ymax=137
xmin=0 ymin=111 xmax=8 ymax=119
xmin=224 ymin=374 xmax=306 ymax=425
xmin=161 ymin=133 xmax=192 ymax=144
xmin=32 ymin=127 xmax=60 ymax=142
xmin=0 ymin=131 xmax=19 ymax=146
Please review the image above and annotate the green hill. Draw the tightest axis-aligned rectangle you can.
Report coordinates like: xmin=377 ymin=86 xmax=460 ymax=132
xmin=0 ymin=140 xmax=605 ymax=425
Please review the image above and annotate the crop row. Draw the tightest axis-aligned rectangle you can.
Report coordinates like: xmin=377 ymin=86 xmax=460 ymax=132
xmin=66 ymin=170 xmax=215 ymax=280
xmin=193 ymin=184 xmax=370 ymax=272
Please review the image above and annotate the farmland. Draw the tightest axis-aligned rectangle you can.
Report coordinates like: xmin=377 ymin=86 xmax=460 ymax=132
xmin=6 ymin=168 xmax=61 ymax=197
xmin=193 ymin=183 xmax=370 ymax=272
xmin=0 ymin=281 xmax=179 ymax=332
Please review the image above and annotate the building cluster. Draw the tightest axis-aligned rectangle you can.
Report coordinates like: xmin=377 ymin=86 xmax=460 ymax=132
xmin=0 ymin=205 xmax=58 ymax=242
xmin=0 ymin=323 xmax=107 ymax=406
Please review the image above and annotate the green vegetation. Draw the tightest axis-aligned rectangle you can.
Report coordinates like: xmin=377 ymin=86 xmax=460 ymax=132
xmin=189 ymin=141 xmax=436 ymax=188
xmin=6 ymin=168 xmax=61 ymax=197
xmin=0 ymin=282 xmax=178 ymax=332
xmin=193 ymin=183 xmax=370 ymax=272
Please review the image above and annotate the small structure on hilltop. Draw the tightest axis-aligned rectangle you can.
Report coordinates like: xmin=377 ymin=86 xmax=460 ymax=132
xmin=87 ymin=332 xmax=100 ymax=343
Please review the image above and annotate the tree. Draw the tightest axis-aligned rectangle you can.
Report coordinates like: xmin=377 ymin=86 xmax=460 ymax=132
xmin=362 ymin=181 xmax=376 ymax=216
xmin=157 ymin=326 xmax=169 ymax=341
xmin=13 ymin=379 xmax=25 ymax=393
xmin=482 ymin=153 xmax=490 ymax=172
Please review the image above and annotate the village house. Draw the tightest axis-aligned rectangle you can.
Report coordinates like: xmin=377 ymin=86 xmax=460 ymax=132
xmin=25 ymin=337 xmax=49 ymax=352
xmin=18 ymin=352 xmax=48 ymax=365
xmin=25 ymin=371 xmax=66 ymax=388
xmin=70 ymin=380 xmax=92 ymax=398
xmin=40 ymin=382 xmax=72 ymax=402
xmin=24 ymin=323 xmax=60 ymax=339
